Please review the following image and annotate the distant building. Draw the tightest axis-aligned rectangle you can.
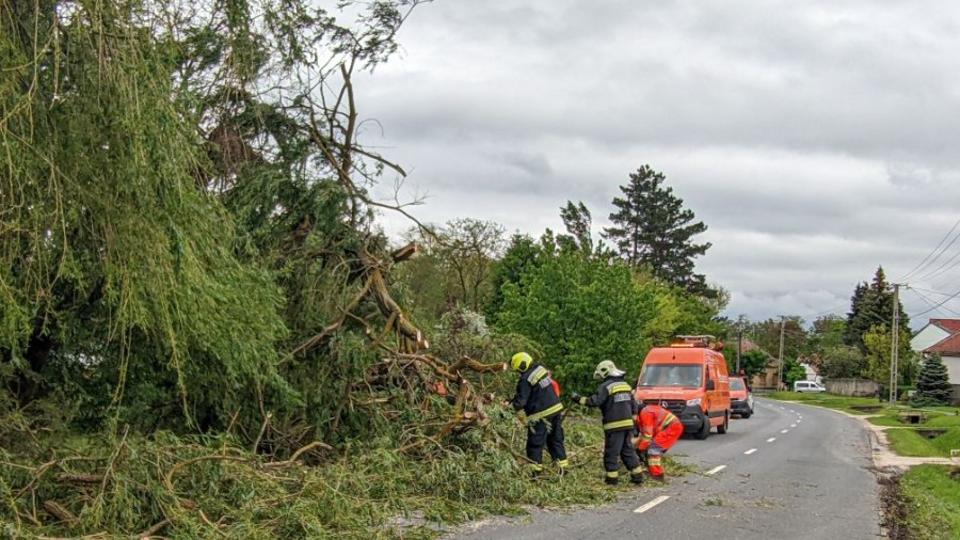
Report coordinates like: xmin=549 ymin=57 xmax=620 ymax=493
xmin=910 ymin=318 xmax=960 ymax=405
xmin=799 ymin=361 xmax=821 ymax=384
xmin=736 ymin=337 xmax=780 ymax=390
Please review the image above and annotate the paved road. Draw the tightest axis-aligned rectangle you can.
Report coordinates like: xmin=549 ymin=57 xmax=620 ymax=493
xmin=452 ymin=399 xmax=882 ymax=540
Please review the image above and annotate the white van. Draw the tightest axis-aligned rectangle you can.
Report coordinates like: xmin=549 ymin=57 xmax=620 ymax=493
xmin=794 ymin=381 xmax=826 ymax=393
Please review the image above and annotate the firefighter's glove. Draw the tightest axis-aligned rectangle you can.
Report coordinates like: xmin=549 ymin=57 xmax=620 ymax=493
xmin=570 ymin=392 xmax=582 ymax=404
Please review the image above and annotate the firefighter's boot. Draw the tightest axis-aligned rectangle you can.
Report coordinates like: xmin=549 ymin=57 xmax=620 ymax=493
xmin=630 ymin=465 xmax=646 ymax=484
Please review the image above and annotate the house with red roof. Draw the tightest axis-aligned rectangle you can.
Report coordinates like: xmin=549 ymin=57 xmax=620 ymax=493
xmin=910 ymin=318 xmax=960 ymax=404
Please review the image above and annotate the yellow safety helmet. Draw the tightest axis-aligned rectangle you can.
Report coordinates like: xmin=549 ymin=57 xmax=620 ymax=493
xmin=511 ymin=352 xmax=534 ymax=372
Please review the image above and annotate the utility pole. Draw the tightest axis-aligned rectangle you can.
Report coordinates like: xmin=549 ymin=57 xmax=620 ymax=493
xmin=777 ymin=316 xmax=786 ymax=391
xmin=889 ymin=283 xmax=901 ymax=405
xmin=736 ymin=317 xmax=744 ymax=373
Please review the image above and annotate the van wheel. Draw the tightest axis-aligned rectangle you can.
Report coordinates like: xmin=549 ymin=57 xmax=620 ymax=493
xmin=742 ymin=411 xmax=752 ymax=419
xmin=717 ymin=412 xmax=729 ymax=434
xmin=694 ymin=419 xmax=710 ymax=440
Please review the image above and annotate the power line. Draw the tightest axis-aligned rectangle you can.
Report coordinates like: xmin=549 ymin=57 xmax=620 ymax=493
xmin=908 ymin=286 xmax=956 ymax=297
xmin=905 ymin=287 xmax=960 ymax=318
xmin=912 ymin=244 xmax=960 ymax=283
xmin=906 ymin=285 xmax=960 ymax=318
xmin=899 ymin=216 xmax=960 ymax=281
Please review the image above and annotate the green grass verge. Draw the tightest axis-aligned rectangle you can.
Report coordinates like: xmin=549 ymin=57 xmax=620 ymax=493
xmin=766 ymin=391 xmax=887 ymax=414
xmin=900 ymin=465 xmax=960 ymax=540
xmin=867 ymin=410 xmax=960 ymax=428
xmin=886 ymin=428 xmax=960 ymax=458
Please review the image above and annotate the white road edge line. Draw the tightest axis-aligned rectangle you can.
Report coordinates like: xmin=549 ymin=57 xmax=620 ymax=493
xmin=781 ymin=429 xmax=789 ymax=434
xmin=634 ymin=495 xmax=671 ymax=513
xmin=705 ymin=465 xmax=727 ymax=476
xmin=744 ymin=448 xmax=758 ymax=455
xmin=766 ymin=437 xmax=776 ymax=443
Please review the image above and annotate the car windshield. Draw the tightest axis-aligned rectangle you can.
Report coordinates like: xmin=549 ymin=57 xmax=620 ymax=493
xmin=730 ymin=378 xmax=745 ymax=391
xmin=637 ymin=364 xmax=703 ymax=387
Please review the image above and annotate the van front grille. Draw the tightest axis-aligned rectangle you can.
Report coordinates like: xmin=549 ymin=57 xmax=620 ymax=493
xmin=643 ymin=399 xmax=685 ymax=415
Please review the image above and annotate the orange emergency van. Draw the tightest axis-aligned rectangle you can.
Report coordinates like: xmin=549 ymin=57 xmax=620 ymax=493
xmin=633 ymin=335 xmax=732 ymax=440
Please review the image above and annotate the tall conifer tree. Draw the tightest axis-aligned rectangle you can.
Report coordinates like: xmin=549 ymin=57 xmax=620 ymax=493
xmin=602 ymin=165 xmax=711 ymax=294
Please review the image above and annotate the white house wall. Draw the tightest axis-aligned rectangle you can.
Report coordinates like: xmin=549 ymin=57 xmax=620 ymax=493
xmin=910 ymin=324 xmax=951 ymax=352
xmin=943 ymin=355 xmax=960 ymax=385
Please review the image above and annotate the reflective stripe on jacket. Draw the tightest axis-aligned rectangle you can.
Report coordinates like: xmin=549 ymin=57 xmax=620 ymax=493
xmin=638 ymin=404 xmax=678 ymax=441
xmin=585 ymin=376 xmax=638 ymax=431
xmin=512 ymin=363 xmax=563 ymax=421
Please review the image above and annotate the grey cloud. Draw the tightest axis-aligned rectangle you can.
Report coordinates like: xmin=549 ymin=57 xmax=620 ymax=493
xmin=500 ymin=151 xmax=553 ymax=177
xmin=355 ymin=0 xmax=960 ymax=323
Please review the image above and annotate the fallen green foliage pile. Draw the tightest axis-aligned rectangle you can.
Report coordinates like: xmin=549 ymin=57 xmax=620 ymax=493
xmin=0 ymin=413 xmax=688 ymax=538
xmin=899 ymin=465 xmax=960 ymax=540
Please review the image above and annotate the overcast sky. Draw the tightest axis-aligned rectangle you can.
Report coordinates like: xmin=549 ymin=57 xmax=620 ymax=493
xmin=353 ymin=0 xmax=960 ymax=326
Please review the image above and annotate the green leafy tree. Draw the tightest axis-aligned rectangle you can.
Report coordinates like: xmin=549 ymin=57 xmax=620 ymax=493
xmin=732 ymin=349 xmax=771 ymax=381
xmin=602 ymin=165 xmax=712 ymax=294
xmin=781 ymin=358 xmax=808 ymax=388
xmin=807 ymin=315 xmax=847 ymax=370
xmin=863 ymin=325 xmax=892 ymax=385
xmin=397 ymin=219 xmax=505 ymax=322
xmin=748 ymin=317 xmax=808 ymax=362
xmin=912 ymin=354 xmax=954 ymax=406
xmin=862 ymin=324 xmax=914 ymax=389
xmin=497 ymin=254 xmax=658 ymax=392
xmin=485 ymin=234 xmax=544 ymax=322
xmin=558 ymin=201 xmax=594 ymax=255
xmin=819 ymin=345 xmax=867 ymax=379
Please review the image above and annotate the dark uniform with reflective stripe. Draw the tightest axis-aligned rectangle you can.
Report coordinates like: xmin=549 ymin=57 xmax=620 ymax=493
xmin=582 ymin=375 xmax=642 ymax=480
xmin=512 ymin=363 xmax=568 ymax=473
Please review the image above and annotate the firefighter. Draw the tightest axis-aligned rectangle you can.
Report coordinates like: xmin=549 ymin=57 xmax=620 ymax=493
xmin=635 ymin=401 xmax=684 ymax=480
xmin=509 ymin=352 xmax=568 ymax=478
xmin=571 ymin=361 xmax=644 ymax=485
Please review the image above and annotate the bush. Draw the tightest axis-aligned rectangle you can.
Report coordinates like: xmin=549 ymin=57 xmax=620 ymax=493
xmin=497 ymin=253 xmax=658 ymax=392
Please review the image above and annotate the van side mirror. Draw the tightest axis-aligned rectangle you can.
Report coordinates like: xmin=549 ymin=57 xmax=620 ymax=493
xmin=706 ymin=379 xmax=716 ymax=391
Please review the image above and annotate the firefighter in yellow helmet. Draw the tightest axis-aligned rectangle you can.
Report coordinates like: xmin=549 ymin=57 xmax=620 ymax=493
xmin=509 ymin=352 xmax=568 ymax=478
xmin=571 ymin=360 xmax=644 ymax=485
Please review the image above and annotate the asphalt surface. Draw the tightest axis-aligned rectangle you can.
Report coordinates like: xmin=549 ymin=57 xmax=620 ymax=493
xmin=451 ymin=398 xmax=882 ymax=540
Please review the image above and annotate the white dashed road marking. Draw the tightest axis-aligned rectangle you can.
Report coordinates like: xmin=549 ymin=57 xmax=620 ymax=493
xmin=744 ymin=448 xmax=758 ymax=455
xmin=705 ymin=465 xmax=727 ymax=476
xmin=791 ymin=424 xmax=797 ymax=428
xmin=781 ymin=429 xmax=790 ymax=434
xmin=767 ymin=437 xmax=776 ymax=443
xmin=634 ymin=495 xmax=671 ymax=514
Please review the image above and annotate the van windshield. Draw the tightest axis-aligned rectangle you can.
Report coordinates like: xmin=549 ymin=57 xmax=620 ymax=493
xmin=637 ymin=364 xmax=703 ymax=388
xmin=730 ymin=378 xmax=745 ymax=391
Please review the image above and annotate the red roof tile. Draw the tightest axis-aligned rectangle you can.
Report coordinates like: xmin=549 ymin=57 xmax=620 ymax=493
xmin=925 ymin=332 xmax=960 ymax=355
xmin=931 ymin=319 xmax=960 ymax=333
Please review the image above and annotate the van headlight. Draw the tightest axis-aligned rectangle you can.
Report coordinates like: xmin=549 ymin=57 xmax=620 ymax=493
xmin=686 ymin=398 xmax=701 ymax=407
